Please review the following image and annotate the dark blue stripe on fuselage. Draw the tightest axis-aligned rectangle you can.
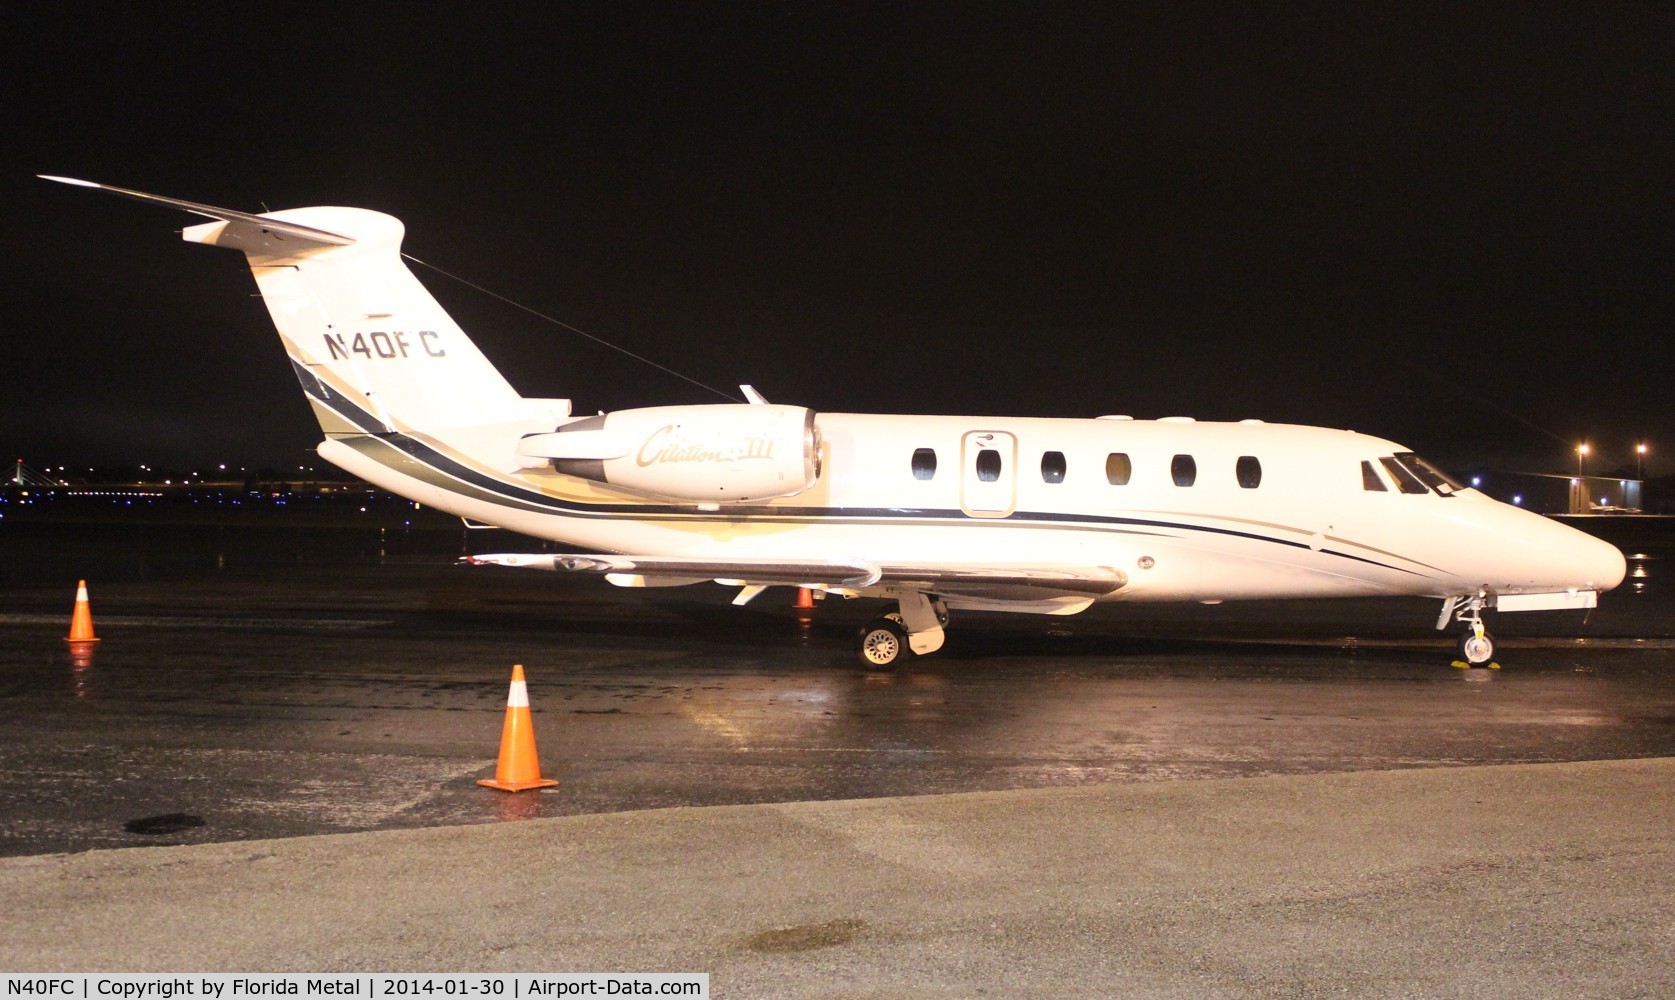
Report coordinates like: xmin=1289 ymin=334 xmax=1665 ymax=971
xmin=294 ymin=366 xmax=1422 ymax=577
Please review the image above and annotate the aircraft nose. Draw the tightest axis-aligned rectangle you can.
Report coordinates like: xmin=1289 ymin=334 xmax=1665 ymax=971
xmin=1579 ymin=533 xmax=1627 ymax=592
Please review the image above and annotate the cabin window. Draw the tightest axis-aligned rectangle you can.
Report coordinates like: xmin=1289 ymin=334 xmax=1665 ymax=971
xmin=1171 ymin=454 xmax=1197 ymax=487
xmin=1041 ymin=451 xmax=1067 ymax=483
xmin=1361 ymin=460 xmax=1388 ymax=491
xmin=911 ymin=448 xmax=937 ymax=481
xmin=975 ymin=449 xmax=1003 ymax=482
xmin=1105 ymin=453 xmax=1132 ymax=486
xmin=1380 ymin=456 xmax=1430 ymax=495
xmin=1236 ymin=456 xmax=1261 ymax=489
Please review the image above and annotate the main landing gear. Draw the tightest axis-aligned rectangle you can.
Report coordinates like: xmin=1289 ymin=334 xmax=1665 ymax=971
xmin=1440 ymin=593 xmax=1498 ymax=669
xmin=855 ymin=592 xmax=949 ymax=668
xmin=856 ymin=617 xmax=909 ymax=667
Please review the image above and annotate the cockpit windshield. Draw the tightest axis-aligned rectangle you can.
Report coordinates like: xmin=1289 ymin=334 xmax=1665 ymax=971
xmin=1388 ymin=453 xmax=1466 ymax=496
xmin=1379 ymin=457 xmax=1430 ymax=494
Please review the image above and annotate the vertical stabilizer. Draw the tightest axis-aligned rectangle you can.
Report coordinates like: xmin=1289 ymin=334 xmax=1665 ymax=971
xmin=182 ymin=206 xmax=524 ymax=435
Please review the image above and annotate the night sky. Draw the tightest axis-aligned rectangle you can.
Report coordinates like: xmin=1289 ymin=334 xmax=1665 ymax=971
xmin=5 ymin=4 xmax=1670 ymax=478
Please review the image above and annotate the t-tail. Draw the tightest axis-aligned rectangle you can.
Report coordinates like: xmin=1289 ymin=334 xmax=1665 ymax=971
xmin=37 ymin=177 xmax=570 ymax=459
xmin=41 ymin=177 xmax=820 ymax=518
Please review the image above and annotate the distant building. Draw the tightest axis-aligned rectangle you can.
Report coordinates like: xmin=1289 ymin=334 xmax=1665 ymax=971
xmin=1468 ymin=472 xmax=1642 ymax=515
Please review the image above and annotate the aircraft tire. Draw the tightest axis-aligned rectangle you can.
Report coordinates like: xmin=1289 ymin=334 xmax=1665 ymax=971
xmin=1457 ymin=629 xmax=1496 ymax=667
xmin=856 ymin=618 xmax=910 ymax=668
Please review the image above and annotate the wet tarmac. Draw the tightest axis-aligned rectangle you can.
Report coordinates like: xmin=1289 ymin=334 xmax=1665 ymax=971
xmin=2 ymin=522 xmax=1673 ymax=858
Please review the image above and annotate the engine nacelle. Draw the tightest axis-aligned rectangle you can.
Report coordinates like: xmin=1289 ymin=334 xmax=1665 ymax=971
xmin=516 ymin=403 xmax=822 ymax=503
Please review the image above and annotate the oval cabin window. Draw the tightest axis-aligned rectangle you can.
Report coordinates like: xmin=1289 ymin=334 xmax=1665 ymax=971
xmin=911 ymin=448 xmax=937 ymax=481
xmin=1041 ymin=451 xmax=1066 ymax=483
xmin=1236 ymin=456 xmax=1262 ymax=489
xmin=1171 ymin=454 xmax=1197 ymax=487
xmin=975 ymin=449 xmax=1003 ymax=482
xmin=1105 ymin=453 xmax=1132 ymax=486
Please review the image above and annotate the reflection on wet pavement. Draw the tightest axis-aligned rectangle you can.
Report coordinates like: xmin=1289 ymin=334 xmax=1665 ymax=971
xmin=0 ymin=537 xmax=1671 ymax=857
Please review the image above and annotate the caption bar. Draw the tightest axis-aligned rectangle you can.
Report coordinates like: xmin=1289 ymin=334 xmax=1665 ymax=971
xmin=4 ymin=977 xmax=706 ymax=1000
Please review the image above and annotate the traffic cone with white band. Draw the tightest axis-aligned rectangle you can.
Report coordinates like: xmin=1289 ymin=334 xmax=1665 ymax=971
xmin=478 ymin=664 xmax=559 ymax=792
xmin=65 ymin=579 xmax=100 ymax=645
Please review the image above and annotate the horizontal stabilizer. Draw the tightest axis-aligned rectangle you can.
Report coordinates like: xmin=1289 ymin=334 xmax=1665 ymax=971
xmin=39 ymin=176 xmax=356 ymax=246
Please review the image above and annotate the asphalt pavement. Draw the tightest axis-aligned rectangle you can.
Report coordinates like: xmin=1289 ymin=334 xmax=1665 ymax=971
xmin=2 ymin=758 xmax=1670 ymax=998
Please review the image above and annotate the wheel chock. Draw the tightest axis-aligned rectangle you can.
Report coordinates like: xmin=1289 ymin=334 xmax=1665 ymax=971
xmin=1450 ymin=660 xmax=1470 ymax=669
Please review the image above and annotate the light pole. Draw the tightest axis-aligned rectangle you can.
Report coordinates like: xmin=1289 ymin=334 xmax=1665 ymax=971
xmin=1576 ymin=443 xmax=1590 ymax=479
xmin=1637 ymin=443 xmax=1647 ymax=481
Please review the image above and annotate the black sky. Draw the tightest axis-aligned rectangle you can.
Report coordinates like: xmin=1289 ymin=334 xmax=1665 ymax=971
xmin=4 ymin=3 xmax=1671 ymax=476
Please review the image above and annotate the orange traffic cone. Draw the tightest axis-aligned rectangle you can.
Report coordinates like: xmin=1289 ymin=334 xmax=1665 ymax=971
xmin=794 ymin=587 xmax=816 ymax=611
xmin=65 ymin=579 xmax=100 ymax=645
xmin=478 ymin=664 xmax=559 ymax=792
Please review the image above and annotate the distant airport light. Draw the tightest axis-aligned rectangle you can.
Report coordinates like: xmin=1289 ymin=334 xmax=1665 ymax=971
xmin=1512 ymin=495 xmax=1522 ymax=505
xmin=1471 ymin=476 xmax=1481 ymax=487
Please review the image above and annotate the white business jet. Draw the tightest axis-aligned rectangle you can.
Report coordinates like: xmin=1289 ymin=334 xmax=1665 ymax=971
xmin=43 ymin=177 xmax=1626 ymax=668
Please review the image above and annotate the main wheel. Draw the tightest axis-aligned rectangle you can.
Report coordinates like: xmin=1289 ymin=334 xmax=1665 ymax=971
xmin=1457 ymin=629 xmax=1496 ymax=667
xmin=856 ymin=617 xmax=910 ymax=668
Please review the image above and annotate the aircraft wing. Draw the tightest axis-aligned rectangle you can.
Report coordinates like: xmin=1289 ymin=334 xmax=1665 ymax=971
xmin=465 ymin=553 xmax=884 ymax=587
xmin=463 ymin=553 xmax=1127 ymax=597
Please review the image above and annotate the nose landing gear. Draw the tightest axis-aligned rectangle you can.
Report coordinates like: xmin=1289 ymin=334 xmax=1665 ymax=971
xmin=1440 ymin=593 xmax=1499 ymax=669
xmin=1456 ymin=623 xmax=1497 ymax=668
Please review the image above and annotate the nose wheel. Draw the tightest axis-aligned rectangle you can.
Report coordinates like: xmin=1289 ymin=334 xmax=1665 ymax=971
xmin=1441 ymin=593 xmax=1500 ymax=669
xmin=1456 ymin=627 xmax=1497 ymax=668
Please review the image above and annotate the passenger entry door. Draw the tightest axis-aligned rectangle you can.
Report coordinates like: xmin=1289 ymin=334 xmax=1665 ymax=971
xmin=960 ymin=430 xmax=1018 ymax=517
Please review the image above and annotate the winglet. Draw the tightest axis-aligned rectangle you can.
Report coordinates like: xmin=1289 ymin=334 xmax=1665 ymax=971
xmin=38 ymin=175 xmax=357 ymax=246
